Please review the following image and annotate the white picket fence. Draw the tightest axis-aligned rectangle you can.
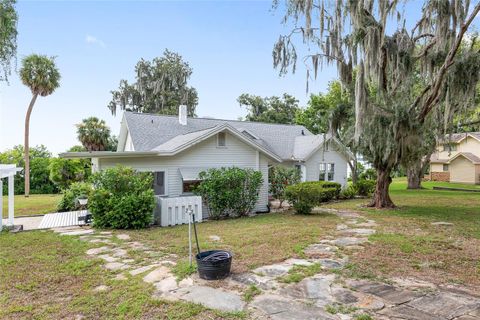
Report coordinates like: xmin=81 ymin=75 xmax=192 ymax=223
xmin=158 ymin=196 xmax=202 ymax=227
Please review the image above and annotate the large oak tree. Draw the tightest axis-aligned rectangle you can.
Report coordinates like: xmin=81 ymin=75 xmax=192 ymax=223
xmin=274 ymin=0 xmax=480 ymax=208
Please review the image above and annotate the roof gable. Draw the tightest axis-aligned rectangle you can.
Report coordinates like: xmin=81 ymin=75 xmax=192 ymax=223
xmin=124 ymin=112 xmax=312 ymax=160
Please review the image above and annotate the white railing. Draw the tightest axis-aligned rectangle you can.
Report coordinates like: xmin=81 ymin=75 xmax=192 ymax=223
xmin=158 ymin=196 xmax=202 ymax=227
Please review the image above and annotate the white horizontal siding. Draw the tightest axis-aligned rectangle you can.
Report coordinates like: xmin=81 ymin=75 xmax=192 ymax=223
xmin=304 ymin=142 xmax=348 ymax=187
xmin=97 ymin=132 xmax=269 ymax=212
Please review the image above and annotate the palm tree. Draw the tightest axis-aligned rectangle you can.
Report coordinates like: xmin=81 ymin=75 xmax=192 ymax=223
xmin=76 ymin=117 xmax=111 ymax=151
xmin=20 ymin=54 xmax=60 ymax=197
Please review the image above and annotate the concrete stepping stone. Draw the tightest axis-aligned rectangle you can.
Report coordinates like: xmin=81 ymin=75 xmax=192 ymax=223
xmin=250 ymin=294 xmax=338 ymax=320
xmin=98 ymin=254 xmax=117 ymax=263
xmin=89 ymin=239 xmax=112 ymax=244
xmin=178 ymin=277 xmax=194 ymax=288
xmin=431 ymin=221 xmax=454 ymax=226
xmin=60 ymin=229 xmax=94 ymax=236
xmin=348 ymin=280 xmax=422 ymax=305
xmin=99 ymin=231 xmax=112 ymax=235
xmin=112 ymin=248 xmax=128 ymax=257
xmin=154 ymin=276 xmax=178 ymax=293
xmin=129 ymin=264 xmax=157 ymax=276
xmin=231 ymin=273 xmax=277 ymax=290
xmin=104 ymin=262 xmax=127 ymax=271
xmin=122 ymin=259 xmax=135 ymax=263
xmin=282 ymin=274 xmax=335 ymax=303
xmin=176 ymin=285 xmax=245 ymax=312
xmin=318 ymin=259 xmax=346 ymax=270
xmin=114 ymin=273 xmax=127 ymax=281
xmin=331 ymin=237 xmax=368 ymax=247
xmin=284 ymin=258 xmax=314 ymax=266
xmin=406 ymin=292 xmax=480 ymax=319
xmin=143 ymin=266 xmax=171 ymax=283
xmin=340 ymin=228 xmax=376 ymax=236
xmin=336 ymin=224 xmax=349 ymax=230
xmin=378 ymin=304 xmax=439 ymax=320
xmin=93 ymin=285 xmax=109 ymax=292
xmin=126 ymin=241 xmax=148 ymax=250
xmin=86 ymin=246 xmax=111 ymax=255
xmin=253 ymin=263 xmax=292 ymax=277
xmin=332 ymin=287 xmax=359 ymax=304
xmin=304 ymin=244 xmax=338 ymax=258
xmin=117 ymin=234 xmax=130 ymax=240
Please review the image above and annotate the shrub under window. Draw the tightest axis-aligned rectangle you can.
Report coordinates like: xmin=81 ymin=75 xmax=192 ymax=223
xmin=88 ymin=166 xmax=155 ymax=229
xmin=194 ymin=167 xmax=263 ymax=219
xmin=285 ymin=181 xmax=341 ymax=214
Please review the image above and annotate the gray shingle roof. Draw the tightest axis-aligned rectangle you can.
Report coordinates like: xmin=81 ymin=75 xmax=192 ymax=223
xmin=124 ymin=112 xmax=312 ymax=160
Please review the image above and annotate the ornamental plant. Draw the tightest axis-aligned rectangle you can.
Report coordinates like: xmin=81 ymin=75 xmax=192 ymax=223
xmin=194 ymin=167 xmax=263 ymax=219
xmin=269 ymin=166 xmax=301 ymax=207
xmin=285 ymin=181 xmax=341 ymax=214
xmin=88 ymin=166 xmax=154 ymax=229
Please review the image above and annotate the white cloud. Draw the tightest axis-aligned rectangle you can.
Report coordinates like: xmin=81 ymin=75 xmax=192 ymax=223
xmin=85 ymin=35 xmax=106 ymax=48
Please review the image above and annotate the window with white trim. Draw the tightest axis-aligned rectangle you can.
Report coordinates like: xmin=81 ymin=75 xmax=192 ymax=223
xmin=319 ymin=163 xmax=335 ymax=181
xmin=153 ymin=171 xmax=166 ymax=195
xmin=217 ymin=132 xmax=226 ymax=147
xmin=319 ymin=163 xmax=326 ymax=181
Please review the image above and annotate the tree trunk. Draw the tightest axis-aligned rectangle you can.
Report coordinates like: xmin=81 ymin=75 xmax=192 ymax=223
xmin=348 ymin=160 xmax=359 ymax=185
xmin=368 ymin=167 xmax=395 ymax=208
xmin=24 ymin=93 xmax=38 ymax=197
xmin=406 ymin=161 xmax=423 ymax=189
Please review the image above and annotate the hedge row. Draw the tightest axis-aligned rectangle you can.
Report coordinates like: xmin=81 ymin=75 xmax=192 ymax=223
xmin=285 ymin=181 xmax=341 ymax=214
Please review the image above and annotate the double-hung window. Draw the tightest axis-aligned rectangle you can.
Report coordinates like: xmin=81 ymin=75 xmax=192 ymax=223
xmin=319 ymin=163 xmax=335 ymax=181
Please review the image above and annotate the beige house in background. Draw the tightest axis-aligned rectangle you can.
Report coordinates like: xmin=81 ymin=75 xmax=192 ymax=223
xmin=429 ymin=132 xmax=480 ymax=184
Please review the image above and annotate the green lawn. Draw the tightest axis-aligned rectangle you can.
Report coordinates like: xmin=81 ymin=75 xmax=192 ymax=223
xmin=1 ymin=178 xmax=479 ymax=318
xmin=0 ymin=231 xmax=243 ymax=320
xmin=2 ymin=194 xmax=60 ymax=218
xmin=325 ymin=178 xmax=480 ymax=290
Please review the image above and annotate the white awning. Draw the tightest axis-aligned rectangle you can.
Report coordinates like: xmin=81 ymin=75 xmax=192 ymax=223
xmin=178 ymin=168 xmax=209 ymax=181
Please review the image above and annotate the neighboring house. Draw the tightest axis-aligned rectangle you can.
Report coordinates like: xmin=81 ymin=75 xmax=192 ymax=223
xmin=429 ymin=132 xmax=480 ymax=184
xmin=61 ymin=107 xmax=353 ymax=219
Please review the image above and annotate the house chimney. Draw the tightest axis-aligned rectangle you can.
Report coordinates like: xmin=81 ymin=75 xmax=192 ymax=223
xmin=179 ymin=105 xmax=187 ymax=125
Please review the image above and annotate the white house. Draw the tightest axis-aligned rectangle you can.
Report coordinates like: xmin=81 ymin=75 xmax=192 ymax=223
xmin=61 ymin=107 xmax=353 ymax=220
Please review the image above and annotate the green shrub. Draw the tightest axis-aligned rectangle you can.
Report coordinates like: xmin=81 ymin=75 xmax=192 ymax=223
xmin=285 ymin=181 xmax=341 ymax=214
xmin=57 ymin=182 xmax=93 ymax=212
xmin=194 ymin=167 xmax=263 ymax=219
xmin=359 ymin=168 xmax=377 ymax=181
xmin=88 ymin=166 xmax=155 ymax=229
xmin=339 ymin=185 xmax=357 ymax=200
xmin=354 ymin=179 xmax=376 ymax=196
xmin=269 ymin=166 xmax=301 ymax=206
xmin=49 ymin=158 xmax=90 ymax=190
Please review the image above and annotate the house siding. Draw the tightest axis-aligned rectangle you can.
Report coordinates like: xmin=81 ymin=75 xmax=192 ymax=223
xmin=450 ymin=156 xmax=475 ymax=184
xmin=304 ymin=143 xmax=348 ymax=187
xmin=96 ymin=132 xmax=270 ymax=212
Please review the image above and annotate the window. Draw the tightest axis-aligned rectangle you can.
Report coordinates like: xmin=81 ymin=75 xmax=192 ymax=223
xmin=153 ymin=171 xmax=165 ymax=195
xmin=183 ymin=180 xmax=201 ymax=193
xmin=319 ymin=163 xmax=335 ymax=181
xmin=327 ymin=163 xmax=335 ymax=181
xmin=443 ymin=164 xmax=449 ymax=172
xmin=319 ymin=163 xmax=326 ymax=181
xmin=217 ymin=132 xmax=226 ymax=147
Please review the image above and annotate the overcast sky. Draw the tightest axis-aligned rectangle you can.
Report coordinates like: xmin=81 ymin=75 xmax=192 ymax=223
xmin=0 ymin=0 xmax=466 ymax=155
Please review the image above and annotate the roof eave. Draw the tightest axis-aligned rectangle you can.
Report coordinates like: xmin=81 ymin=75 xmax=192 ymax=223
xmin=60 ymin=151 xmax=160 ymax=159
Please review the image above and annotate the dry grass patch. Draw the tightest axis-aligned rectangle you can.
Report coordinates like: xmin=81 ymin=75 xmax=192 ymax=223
xmin=125 ymin=212 xmax=339 ymax=273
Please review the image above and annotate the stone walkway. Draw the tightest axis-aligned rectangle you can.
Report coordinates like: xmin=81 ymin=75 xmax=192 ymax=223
xmin=53 ymin=209 xmax=480 ymax=320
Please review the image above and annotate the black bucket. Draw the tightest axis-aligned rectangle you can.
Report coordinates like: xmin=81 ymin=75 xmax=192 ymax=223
xmin=196 ymin=250 xmax=232 ymax=280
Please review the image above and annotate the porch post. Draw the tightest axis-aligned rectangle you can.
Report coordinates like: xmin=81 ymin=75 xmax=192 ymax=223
xmin=8 ymin=174 xmax=14 ymax=226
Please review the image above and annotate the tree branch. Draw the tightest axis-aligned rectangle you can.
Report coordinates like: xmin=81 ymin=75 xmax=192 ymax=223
xmin=419 ymin=2 xmax=480 ymax=122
